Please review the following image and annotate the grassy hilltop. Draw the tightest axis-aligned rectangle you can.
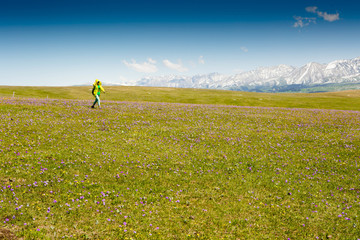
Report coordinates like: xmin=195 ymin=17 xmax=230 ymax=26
xmin=1 ymin=85 xmax=360 ymax=110
xmin=0 ymin=87 xmax=360 ymax=239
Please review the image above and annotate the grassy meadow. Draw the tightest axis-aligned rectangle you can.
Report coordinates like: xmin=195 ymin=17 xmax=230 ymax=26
xmin=1 ymin=85 xmax=360 ymax=110
xmin=0 ymin=87 xmax=360 ymax=239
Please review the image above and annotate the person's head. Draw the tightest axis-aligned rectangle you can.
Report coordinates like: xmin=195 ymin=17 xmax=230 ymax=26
xmin=95 ymin=79 xmax=101 ymax=85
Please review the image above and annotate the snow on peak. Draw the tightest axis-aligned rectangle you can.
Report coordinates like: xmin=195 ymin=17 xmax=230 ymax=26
xmin=136 ymin=56 xmax=360 ymax=90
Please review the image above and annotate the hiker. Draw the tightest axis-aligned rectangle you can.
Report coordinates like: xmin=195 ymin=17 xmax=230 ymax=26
xmin=91 ymin=79 xmax=106 ymax=109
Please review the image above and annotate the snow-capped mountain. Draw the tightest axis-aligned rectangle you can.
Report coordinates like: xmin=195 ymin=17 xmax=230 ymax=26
xmin=286 ymin=62 xmax=326 ymax=85
xmin=135 ymin=57 xmax=360 ymax=92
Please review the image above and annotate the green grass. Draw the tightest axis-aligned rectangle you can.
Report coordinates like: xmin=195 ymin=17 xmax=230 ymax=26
xmin=0 ymin=87 xmax=360 ymax=239
xmin=1 ymin=85 xmax=360 ymax=110
xmin=297 ymin=83 xmax=360 ymax=93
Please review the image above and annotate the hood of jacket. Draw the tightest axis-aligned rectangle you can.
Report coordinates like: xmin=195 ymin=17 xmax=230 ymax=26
xmin=93 ymin=79 xmax=102 ymax=86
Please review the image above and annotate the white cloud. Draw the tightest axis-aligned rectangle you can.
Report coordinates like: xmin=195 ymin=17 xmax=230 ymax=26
xmin=147 ymin=58 xmax=157 ymax=64
xmin=163 ymin=59 xmax=188 ymax=72
xmin=317 ymin=11 xmax=340 ymax=22
xmin=240 ymin=46 xmax=249 ymax=53
xmin=293 ymin=16 xmax=316 ymax=28
xmin=122 ymin=58 xmax=158 ymax=73
xmin=198 ymin=56 xmax=205 ymax=65
xmin=294 ymin=6 xmax=340 ymax=28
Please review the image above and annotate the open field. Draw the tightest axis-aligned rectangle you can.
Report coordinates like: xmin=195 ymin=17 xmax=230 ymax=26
xmin=1 ymin=85 xmax=360 ymax=110
xmin=1 ymin=94 xmax=360 ymax=239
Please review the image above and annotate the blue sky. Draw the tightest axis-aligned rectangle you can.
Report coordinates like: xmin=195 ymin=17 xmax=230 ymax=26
xmin=0 ymin=0 xmax=359 ymax=86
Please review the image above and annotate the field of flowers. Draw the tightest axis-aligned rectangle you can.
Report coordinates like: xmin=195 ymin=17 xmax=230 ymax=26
xmin=1 ymin=97 xmax=360 ymax=239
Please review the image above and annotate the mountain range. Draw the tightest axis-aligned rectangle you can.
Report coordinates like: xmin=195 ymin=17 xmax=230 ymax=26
xmin=134 ymin=57 xmax=360 ymax=92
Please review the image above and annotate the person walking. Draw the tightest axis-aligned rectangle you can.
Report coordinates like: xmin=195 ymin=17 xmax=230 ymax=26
xmin=91 ymin=79 xmax=105 ymax=109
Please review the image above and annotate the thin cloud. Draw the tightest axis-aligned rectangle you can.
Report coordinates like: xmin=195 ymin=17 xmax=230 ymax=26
xmin=119 ymin=75 xmax=128 ymax=82
xmin=163 ymin=59 xmax=188 ymax=72
xmin=240 ymin=46 xmax=249 ymax=53
xmin=305 ymin=6 xmax=318 ymax=13
xmin=198 ymin=56 xmax=205 ymax=65
xmin=122 ymin=58 xmax=158 ymax=73
xmin=293 ymin=16 xmax=316 ymax=28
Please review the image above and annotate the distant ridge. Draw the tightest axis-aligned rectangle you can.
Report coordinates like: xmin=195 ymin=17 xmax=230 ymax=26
xmin=134 ymin=57 xmax=360 ymax=92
